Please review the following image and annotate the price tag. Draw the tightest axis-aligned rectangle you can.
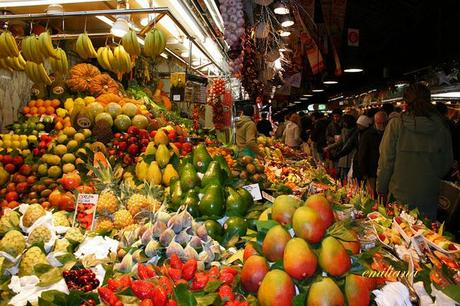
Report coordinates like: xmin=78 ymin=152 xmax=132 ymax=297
xmin=72 ymin=194 xmax=99 ymax=230
xmin=242 ymin=184 xmax=262 ymax=201
xmin=173 ymin=94 xmax=181 ymax=101
xmin=262 ymin=191 xmax=275 ymax=203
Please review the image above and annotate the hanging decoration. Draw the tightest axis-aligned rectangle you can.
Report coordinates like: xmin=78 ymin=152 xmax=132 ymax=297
xmin=220 ymin=0 xmax=245 ymax=77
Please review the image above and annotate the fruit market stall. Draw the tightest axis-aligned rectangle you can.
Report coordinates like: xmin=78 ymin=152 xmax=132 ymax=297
xmin=0 ymin=3 xmax=459 ymax=306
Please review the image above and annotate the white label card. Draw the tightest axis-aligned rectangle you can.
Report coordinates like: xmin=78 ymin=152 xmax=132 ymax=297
xmin=262 ymin=191 xmax=275 ymax=203
xmin=173 ymin=94 xmax=181 ymax=101
xmin=243 ymin=184 xmax=262 ymax=201
xmin=77 ymin=193 xmax=99 ymax=205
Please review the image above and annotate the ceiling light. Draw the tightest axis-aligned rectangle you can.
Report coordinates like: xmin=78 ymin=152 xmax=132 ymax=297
xmin=312 ymin=89 xmax=324 ymax=93
xmin=111 ymin=17 xmax=129 ymax=37
xmin=294 ymin=101 xmax=302 ymax=104
xmin=46 ymin=4 xmax=64 ymax=14
xmin=323 ymin=80 xmax=338 ymax=85
xmin=167 ymin=37 xmax=180 ymax=45
xmin=303 ymin=94 xmax=313 ymax=97
xmin=344 ymin=68 xmax=363 ymax=73
xmin=300 ymin=97 xmax=308 ymax=100
xmin=280 ymin=15 xmax=294 ymax=27
xmin=140 ymin=17 xmax=150 ymax=27
xmin=431 ymin=92 xmax=460 ymax=98
xmin=0 ymin=0 xmax=107 ymax=7
xmin=274 ymin=2 xmax=290 ymax=15
xmin=96 ymin=15 xmax=114 ymax=26
xmin=395 ymin=82 xmax=408 ymax=88
xmin=280 ymin=31 xmax=291 ymax=37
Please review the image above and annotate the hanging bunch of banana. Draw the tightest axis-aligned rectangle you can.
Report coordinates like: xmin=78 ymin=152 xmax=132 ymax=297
xmin=96 ymin=46 xmax=114 ymax=71
xmin=24 ymin=61 xmax=52 ymax=85
xmin=75 ymin=32 xmax=97 ymax=59
xmin=0 ymin=53 xmax=26 ymax=71
xmin=122 ymin=30 xmax=141 ymax=57
xmin=0 ymin=31 xmax=20 ymax=58
xmin=110 ymin=45 xmax=132 ymax=79
xmin=144 ymin=28 xmax=166 ymax=58
xmin=21 ymin=36 xmax=45 ymax=63
xmin=37 ymin=31 xmax=59 ymax=59
xmin=49 ymin=47 xmax=69 ymax=76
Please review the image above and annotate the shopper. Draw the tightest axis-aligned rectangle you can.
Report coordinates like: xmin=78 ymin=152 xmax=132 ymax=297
xmin=324 ymin=114 xmax=357 ymax=180
xmin=358 ymin=111 xmax=388 ymax=196
xmin=235 ymin=104 xmax=265 ymax=158
xmin=282 ymin=113 xmax=302 ymax=148
xmin=256 ymin=112 xmax=273 ymax=137
xmin=310 ymin=112 xmax=329 ymax=161
xmin=436 ymin=102 xmax=459 ymax=168
xmin=326 ymin=109 xmax=342 ymax=145
xmin=274 ymin=113 xmax=290 ymax=139
xmin=299 ymin=111 xmax=312 ymax=142
xmin=377 ymin=83 xmax=453 ymax=219
xmin=333 ymin=115 xmax=373 ymax=181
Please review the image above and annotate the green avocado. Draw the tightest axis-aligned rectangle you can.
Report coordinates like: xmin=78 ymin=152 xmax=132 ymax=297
xmin=180 ymin=163 xmax=200 ymax=192
xmin=238 ymin=187 xmax=254 ymax=209
xmin=201 ymin=161 xmax=224 ymax=187
xmin=199 ymin=184 xmax=225 ymax=218
xmin=213 ymin=154 xmax=231 ymax=180
xmin=226 ymin=186 xmax=248 ymax=217
xmin=169 ymin=180 xmax=183 ymax=211
xmin=192 ymin=144 xmax=212 ymax=173
xmin=183 ymin=189 xmax=200 ymax=218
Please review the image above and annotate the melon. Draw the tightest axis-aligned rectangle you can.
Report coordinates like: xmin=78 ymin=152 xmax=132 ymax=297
xmin=114 ymin=114 xmax=131 ymax=132
xmin=131 ymin=114 xmax=149 ymax=129
xmin=95 ymin=112 xmax=113 ymax=127
xmin=122 ymin=103 xmax=138 ymax=118
xmin=105 ymin=102 xmax=122 ymax=118
xmin=86 ymin=102 xmax=104 ymax=120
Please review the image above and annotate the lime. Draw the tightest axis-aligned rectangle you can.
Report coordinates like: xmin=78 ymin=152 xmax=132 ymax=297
xmin=47 ymin=165 xmax=62 ymax=178
xmin=204 ymin=220 xmax=223 ymax=241
xmin=223 ymin=216 xmax=248 ymax=237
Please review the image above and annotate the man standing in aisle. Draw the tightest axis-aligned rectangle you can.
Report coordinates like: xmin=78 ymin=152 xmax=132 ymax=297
xmin=256 ymin=113 xmax=273 ymax=137
xmin=377 ymin=83 xmax=453 ymax=219
xmin=358 ymin=111 xmax=388 ymax=196
xmin=235 ymin=104 xmax=265 ymax=158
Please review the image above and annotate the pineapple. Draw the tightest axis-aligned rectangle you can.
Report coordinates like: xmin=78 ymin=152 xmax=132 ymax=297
xmin=97 ymin=191 xmax=119 ymax=215
xmin=127 ymin=193 xmax=149 ymax=217
xmin=113 ymin=210 xmax=133 ymax=229
xmin=124 ymin=182 xmax=163 ymax=219
xmin=95 ymin=217 xmax=114 ymax=233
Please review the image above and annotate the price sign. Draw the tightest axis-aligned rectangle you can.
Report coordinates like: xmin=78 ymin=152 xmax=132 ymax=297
xmin=72 ymin=194 xmax=99 ymax=231
xmin=242 ymin=184 xmax=262 ymax=201
xmin=262 ymin=191 xmax=275 ymax=203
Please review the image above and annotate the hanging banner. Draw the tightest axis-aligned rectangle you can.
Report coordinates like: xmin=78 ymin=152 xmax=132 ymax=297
xmin=347 ymin=28 xmax=360 ymax=47
xmin=300 ymin=31 xmax=325 ymax=75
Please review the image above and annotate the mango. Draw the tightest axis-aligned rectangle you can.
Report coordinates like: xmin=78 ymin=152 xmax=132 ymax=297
xmin=262 ymin=225 xmax=291 ymax=262
xmin=307 ymin=277 xmax=344 ymax=306
xmin=154 ymin=129 xmax=169 ymax=145
xmin=292 ymin=206 xmax=326 ymax=243
xmin=241 ymin=255 xmax=269 ymax=293
xmin=155 ymin=144 xmax=171 ymax=168
xmin=305 ymin=193 xmax=334 ymax=228
xmin=283 ymin=238 xmax=317 ymax=280
xmin=339 ymin=229 xmax=361 ymax=255
xmin=272 ymin=195 xmax=301 ymax=225
xmin=147 ymin=161 xmax=162 ymax=185
xmin=345 ymin=274 xmax=371 ymax=306
xmin=319 ymin=236 xmax=351 ymax=277
xmin=243 ymin=242 xmax=259 ymax=262
xmin=258 ymin=269 xmax=295 ymax=306
xmin=162 ymin=164 xmax=179 ymax=186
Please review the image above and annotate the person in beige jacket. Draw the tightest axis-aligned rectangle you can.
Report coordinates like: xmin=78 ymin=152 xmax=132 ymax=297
xmin=235 ymin=104 xmax=265 ymax=158
xmin=377 ymin=83 xmax=453 ymax=218
xmin=282 ymin=113 xmax=302 ymax=148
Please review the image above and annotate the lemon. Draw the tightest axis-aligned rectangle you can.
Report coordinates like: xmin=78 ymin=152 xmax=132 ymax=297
xmin=84 ymin=96 xmax=96 ymax=104
xmin=12 ymin=135 xmax=19 ymax=141
xmin=48 ymin=166 xmax=62 ymax=178
xmin=54 ymin=144 xmax=67 ymax=156
xmin=56 ymin=134 xmax=68 ymax=144
xmin=56 ymin=108 xmax=68 ymax=118
xmin=22 ymin=149 xmax=31 ymax=155
xmin=62 ymin=153 xmax=76 ymax=164
xmin=11 ymin=141 xmax=20 ymax=149
xmin=63 ymin=127 xmax=76 ymax=137
xmin=20 ymin=140 xmax=28 ymax=149
xmin=37 ymin=164 xmax=48 ymax=176
xmin=73 ymin=133 xmax=85 ymax=143
xmin=62 ymin=163 xmax=75 ymax=173
xmin=46 ymin=155 xmax=61 ymax=166
xmin=2 ymin=134 xmax=11 ymax=141
xmin=3 ymin=140 xmax=11 ymax=148
xmin=28 ymin=135 xmax=38 ymax=143
xmin=76 ymin=148 xmax=87 ymax=157
xmin=66 ymin=140 xmax=79 ymax=152
xmin=20 ymin=135 xmax=28 ymax=141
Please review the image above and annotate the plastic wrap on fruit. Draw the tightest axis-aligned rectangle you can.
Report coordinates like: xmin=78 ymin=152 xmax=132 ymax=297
xmin=114 ymin=253 xmax=133 ymax=273
xmin=184 ymin=244 xmax=199 ymax=261
xmin=145 ymin=240 xmax=160 ymax=257
xmin=141 ymin=226 xmax=154 ymax=245
xmin=159 ymin=228 xmax=175 ymax=247
xmin=167 ymin=214 xmax=183 ymax=234
xmin=166 ymin=241 xmax=185 ymax=260
xmin=174 ymin=231 xmax=191 ymax=246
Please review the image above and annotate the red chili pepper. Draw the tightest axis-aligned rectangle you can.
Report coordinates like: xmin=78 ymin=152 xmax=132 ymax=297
xmin=158 ymin=276 xmax=174 ymax=295
xmin=220 ymin=267 xmax=238 ymax=276
xmin=131 ymin=280 xmax=156 ymax=300
xmin=218 ymin=285 xmax=235 ymax=302
xmin=181 ymin=259 xmax=197 ymax=281
xmin=169 ymin=254 xmax=183 ymax=269
xmin=191 ymin=272 xmax=209 ymax=291
xmin=238 ymin=301 xmax=249 ymax=306
xmin=138 ymin=264 xmax=156 ymax=280
xmin=219 ymin=272 xmax=235 ymax=285
xmin=152 ymin=287 xmax=167 ymax=306
xmin=98 ymin=287 xmax=123 ymax=306
xmin=208 ymin=266 xmax=220 ymax=279
xmin=167 ymin=267 xmax=182 ymax=281
xmin=166 ymin=300 xmax=178 ymax=306
xmin=140 ymin=299 xmax=154 ymax=306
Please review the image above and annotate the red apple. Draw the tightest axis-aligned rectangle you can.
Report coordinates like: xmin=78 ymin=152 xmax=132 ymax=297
xmin=4 ymin=163 xmax=16 ymax=173
xmin=5 ymin=191 xmax=18 ymax=202
xmin=19 ymin=164 xmax=33 ymax=176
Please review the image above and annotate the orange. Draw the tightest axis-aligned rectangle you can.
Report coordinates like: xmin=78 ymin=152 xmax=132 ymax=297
xmin=44 ymin=100 xmax=51 ymax=107
xmin=30 ymin=107 xmax=38 ymax=115
xmin=36 ymin=99 xmax=44 ymax=107
xmin=28 ymin=100 xmax=37 ymax=107
xmin=64 ymin=121 xmax=72 ymax=128
xmin=38 ymin=106 xmax=46 ymax=114
xmin=23 ymin=106 xmax=30 ymax=114
xmin=51 ymin=99 xmax=60 ymax=108
xmin=45 ymin=106 xmax=55 ymax=115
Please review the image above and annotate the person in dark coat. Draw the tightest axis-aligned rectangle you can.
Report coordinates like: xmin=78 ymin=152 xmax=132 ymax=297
xmin=358 ymin=111 xmax=388 ymax=196
xmin=256 ymin=112 xmax=273 ymax=137
xmin=310 ymin=112 xmax=330 ymax=161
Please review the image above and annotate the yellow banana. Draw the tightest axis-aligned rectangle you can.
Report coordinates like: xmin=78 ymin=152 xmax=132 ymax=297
xmin=36 ymin=63 xmax=52 ymax=85
xmin=82 ymin=33 xmax=97 ymax=58
xmin=17 ymin=52 xmax=26 ymax=67
xmin=38 ymin=31 xmax=58 ymax=59
xmin=97 ymin=47 xmax=110 ymax=70
xmin=25 ymin=61 xmax=37 ymax=82
xmin=75 ymin=33 xmax=87 ymax=59
xmin=0 ymin=58 xmax=11 ymax=71
xmin=1 ymin=32 xmax=19 ymax=57
xmin=122 ymin=30 xmax=141 ymax=57
xmin=0 ymin=33 xmax=12 ymax=57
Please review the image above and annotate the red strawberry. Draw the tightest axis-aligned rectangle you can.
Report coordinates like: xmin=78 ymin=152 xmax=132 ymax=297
xmin=131 ymin=280 xmax=155 ymax=300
